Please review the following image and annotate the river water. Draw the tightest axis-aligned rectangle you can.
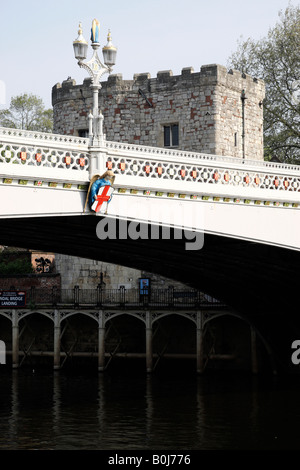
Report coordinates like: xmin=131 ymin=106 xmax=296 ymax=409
xmin=0 ymin=363 xmax=299 ymax=452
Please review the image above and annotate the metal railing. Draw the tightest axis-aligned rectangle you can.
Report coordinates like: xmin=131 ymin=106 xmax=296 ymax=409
xmin=22 ymin=286 xmax=224 ymax=309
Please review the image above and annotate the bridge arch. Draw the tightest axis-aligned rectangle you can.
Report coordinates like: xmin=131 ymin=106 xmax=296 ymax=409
xmin=0 ymin=311 xmax=13 ymax=322
xmin=0 ymin=314 xmax=12 ymax=364
xmin=59 ymin=310 xmax=99 ymax=324
xmin=59 ymin=312 xmax=99 ymax=369
xmin=0 ymin=214 xmax=299 ymax=372
xmin=202 ymin=311 xmax=277 ymax=374
xmin=102 ymin=312 xmax=146 ymax=372
xmin=152 ymin=311 xmax=197 ymax=326
xmin=150 ymin=312 xmax=197 ymax=372
xmin=16 ymin=310 xmax=55 ymax=323
xmin=17 ymin=311 xmax=54 ymax=368
xmin=103 ymin=311 xmax=146 ymax=326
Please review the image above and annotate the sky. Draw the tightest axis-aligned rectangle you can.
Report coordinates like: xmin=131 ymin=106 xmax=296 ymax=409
xmin=0 ymin=0 xmax=298 ymax=110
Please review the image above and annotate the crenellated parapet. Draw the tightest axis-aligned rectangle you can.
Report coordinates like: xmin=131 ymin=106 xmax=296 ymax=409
xmin=52 ymin=65 xmax=264 ymax=100
xmin=52 ymin=64 xmax=265 ymax=160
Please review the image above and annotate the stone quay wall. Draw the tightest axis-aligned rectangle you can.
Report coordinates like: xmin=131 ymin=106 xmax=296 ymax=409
xmin=52 ymin=64 xmax=265 ymax=160
xmin=54 ymin=253 xmax=188 ymax=291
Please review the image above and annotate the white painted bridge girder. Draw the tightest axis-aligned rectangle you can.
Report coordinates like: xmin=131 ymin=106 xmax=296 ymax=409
xmin=1 ymin=126 xmax=300 ymax=251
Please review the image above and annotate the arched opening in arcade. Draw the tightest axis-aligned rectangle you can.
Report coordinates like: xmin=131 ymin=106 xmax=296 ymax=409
xmin=152 ymin=313 xmax=196 ymax=373
xmin=59 ymin=313 xmax=98 ymax=370
xmin=0 ymin=314 xmax=11 ymax=366
xmin=104 ymin=313 xmax=146 ymax=373
xmin=18 ymin=312 xmax=54 ymax=369
xmin=202 ymin=314 xmax=275 ymax=374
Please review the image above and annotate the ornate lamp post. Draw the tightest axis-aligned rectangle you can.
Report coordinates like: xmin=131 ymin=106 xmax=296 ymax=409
xmin=73 ymin=19 xmax=117 ymax=174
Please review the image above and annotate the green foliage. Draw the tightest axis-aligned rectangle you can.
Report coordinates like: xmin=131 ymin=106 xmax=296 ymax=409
xmin=0 ymin=258 xmax=34 ymax=275
xmin=228 ymin=5 xmax=300 ymax=163
xmin=0 ymin=93 xmax=53 ymax=133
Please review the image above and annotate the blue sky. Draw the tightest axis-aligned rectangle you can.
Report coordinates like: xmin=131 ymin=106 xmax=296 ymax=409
xmin=0 ymin=0 xmax=297 ymax=110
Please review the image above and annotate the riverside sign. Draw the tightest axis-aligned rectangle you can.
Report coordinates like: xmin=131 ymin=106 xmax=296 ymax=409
xmin=0 ymin=291 xmax=26 ymax=307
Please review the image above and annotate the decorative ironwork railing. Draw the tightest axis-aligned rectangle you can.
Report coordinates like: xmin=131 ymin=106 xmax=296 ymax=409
xmin=13 ymin=287 xmax=224 ymax=309
xmin=0 ymin=126 xmax=89 ymax=148
xmin=105 ymin=141 xmax=300 ymax=193
xmin=105 ymin=140 xmax=300 ymax=172
xmin=1 ymin=125 xmax=300 ymax=197
xmin=0 ymin=127 xmax=90 ymax=172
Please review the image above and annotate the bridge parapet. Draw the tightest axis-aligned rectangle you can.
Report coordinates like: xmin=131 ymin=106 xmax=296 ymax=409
xmin=0 ymin=126 xmax=90 ymax=184
xmin=0 ymin=126 xmax=89 ymax=150
xmin=105 ymin=139 xmax=300 ymax=204
xmin=1 ymin=126 xmax=300 ymax=211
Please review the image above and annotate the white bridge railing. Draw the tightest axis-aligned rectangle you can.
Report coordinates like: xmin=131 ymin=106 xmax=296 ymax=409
xmin=1 ymin=126 xmax=300 ymax=207
xmin=0 ymin=127 xmax=90 ymax=184
xmin=105 ymin=140 xmax=300 ymax=194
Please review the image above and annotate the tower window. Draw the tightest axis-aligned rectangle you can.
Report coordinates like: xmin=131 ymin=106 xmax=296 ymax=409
xmin=234 ymin=132 xmax=238 ymax=147
xmin=164 ymin=124 xmax=179 ymax=147
xmin=78 ymin=129 xmax=89 ymax=137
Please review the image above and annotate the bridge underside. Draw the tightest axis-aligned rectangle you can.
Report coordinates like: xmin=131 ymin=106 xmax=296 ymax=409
xmin=0 ymin=214 xmax=299 ymax=372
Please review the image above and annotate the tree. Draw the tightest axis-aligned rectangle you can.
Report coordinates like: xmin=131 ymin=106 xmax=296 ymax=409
xmin=228 ymin=4 xmax=300 ymax=163
xmin=0 ymin=258 xmax=33 ymax=275
xmin=0 ymin=93 xmax=53 ymax=133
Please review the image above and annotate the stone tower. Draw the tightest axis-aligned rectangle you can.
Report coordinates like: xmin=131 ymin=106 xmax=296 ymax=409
xmin=52 ymin=64 xmax=265 ymax=161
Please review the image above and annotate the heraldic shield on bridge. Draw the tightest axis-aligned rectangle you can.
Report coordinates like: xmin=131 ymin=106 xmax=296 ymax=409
xmin=84 ymin=170 xmax=115 ymax=214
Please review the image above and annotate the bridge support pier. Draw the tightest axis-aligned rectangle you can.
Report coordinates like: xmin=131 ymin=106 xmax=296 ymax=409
xmin=53 ymin=310 xmax=61 ymax=370
xmin=12 ymin=310 xmax=19 ymax=369
xmin=98 ymin=310 xmax=106 ymax=372
xmin=146 ymin=311 xmax=153 ymax=373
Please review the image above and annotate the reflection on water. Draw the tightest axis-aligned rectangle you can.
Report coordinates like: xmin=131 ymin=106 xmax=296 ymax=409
xmin=1 ymin=366 xmax=300 ymax=450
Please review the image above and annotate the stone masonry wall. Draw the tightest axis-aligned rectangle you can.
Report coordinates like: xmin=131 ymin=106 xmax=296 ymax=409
xmin=52 ymin=64 xmax=265 ymax=160
xmin=0 ymin=273 xmax=61 ymax=290
xmin=54 ymin=254 xmax=141 ymax=290
xmin=54 ymin=254 xmax=186 ymax=291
